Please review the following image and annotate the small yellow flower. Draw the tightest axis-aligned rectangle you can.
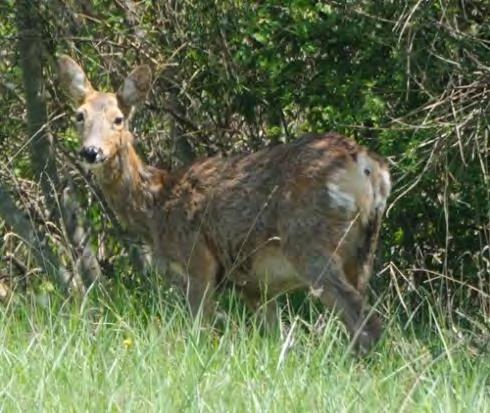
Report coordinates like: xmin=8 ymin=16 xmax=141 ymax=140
xmin=41 ymin=281 xmax=55 ymax=293
xmin=123 ymin=337 xmax=133 ymax=349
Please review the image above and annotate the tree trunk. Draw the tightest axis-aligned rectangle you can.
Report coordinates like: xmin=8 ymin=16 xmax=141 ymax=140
xmin=16 ymin=0 xmax=59 ymax=209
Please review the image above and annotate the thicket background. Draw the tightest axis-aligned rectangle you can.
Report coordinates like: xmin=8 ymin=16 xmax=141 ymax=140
xmin=0 ymin=1 xmax=488 ymax=343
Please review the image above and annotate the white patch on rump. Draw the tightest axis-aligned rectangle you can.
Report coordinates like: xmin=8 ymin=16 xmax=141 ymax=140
xmin=327 ymin=152 xmax=378 ymax=222
xmin=327 ymin=182 xmax=357 ymax=212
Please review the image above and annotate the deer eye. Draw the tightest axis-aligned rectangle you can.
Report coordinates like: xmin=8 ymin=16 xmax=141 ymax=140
xmin=75 ymin=112 xmax=84 ymax=123
xmin=114 ymin=116 xmax=124 ymax=126
xmin=364 ymin=168 xmax=371 ymax=176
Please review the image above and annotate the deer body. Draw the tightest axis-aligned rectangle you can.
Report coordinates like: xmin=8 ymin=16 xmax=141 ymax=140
xmin=59 ymin=56 xmax=391 ymax=352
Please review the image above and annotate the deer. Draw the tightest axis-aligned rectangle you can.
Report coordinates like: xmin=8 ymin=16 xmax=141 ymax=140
xmin=58 ymin=55 xmax=391 ymax=353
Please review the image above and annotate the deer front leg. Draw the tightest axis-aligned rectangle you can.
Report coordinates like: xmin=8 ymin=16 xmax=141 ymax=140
xmin=184 ymin=243 xmax=219 ymax=324
xmin=186 ymin=277 xmax=214 ymax=321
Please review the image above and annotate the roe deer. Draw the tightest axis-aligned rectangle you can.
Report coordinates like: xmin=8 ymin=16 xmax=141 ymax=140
xmin=58 ymin=55 xmax=391 ymax=352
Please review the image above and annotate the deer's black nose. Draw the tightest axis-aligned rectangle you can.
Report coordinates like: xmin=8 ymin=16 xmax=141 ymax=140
xmin=79 ymin=146 xmax=102 ymax=164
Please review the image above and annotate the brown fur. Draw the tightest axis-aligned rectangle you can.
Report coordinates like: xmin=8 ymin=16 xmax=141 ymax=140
xmin=58 ymin=56 xmax=391 ymax=352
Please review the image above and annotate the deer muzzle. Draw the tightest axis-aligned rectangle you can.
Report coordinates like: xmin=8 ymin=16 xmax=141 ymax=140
xmin=79 ymin=146 xmax=106 ymax=165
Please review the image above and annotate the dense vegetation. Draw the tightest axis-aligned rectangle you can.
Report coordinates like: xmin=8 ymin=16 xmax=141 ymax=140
xmin=0 ymin=1 xmax=488 ymax=410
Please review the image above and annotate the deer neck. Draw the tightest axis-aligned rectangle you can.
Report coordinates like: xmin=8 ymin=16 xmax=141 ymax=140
xmin=93 ymin=137 xmax=168 ymax=242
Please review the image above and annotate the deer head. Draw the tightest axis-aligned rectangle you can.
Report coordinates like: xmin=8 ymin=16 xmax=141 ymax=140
xmin=58 ymin=55 xmax=151 ymax=168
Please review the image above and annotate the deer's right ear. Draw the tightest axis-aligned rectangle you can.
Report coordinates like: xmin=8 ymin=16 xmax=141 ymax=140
xmin=57 ymin=55 xmax=94 ymax=105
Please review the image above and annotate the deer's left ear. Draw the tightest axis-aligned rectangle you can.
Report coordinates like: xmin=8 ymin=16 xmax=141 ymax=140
xmin=117 ymin=65 xmax=152 ymax=114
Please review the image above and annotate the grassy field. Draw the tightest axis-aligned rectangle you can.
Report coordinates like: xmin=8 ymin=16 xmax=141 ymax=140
xmin=0 ymin=284 xmax=488 ymax=413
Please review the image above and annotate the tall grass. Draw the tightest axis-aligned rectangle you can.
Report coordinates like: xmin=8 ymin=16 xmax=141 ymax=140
xmin=0 ymin=283 xmax=488 ymax=412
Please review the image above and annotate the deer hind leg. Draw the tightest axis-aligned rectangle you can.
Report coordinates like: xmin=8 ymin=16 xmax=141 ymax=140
xmin=183 ymin=242 xmax=220 ymax=323
xmin=284 ymin=247 xmax=382 ymax=353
